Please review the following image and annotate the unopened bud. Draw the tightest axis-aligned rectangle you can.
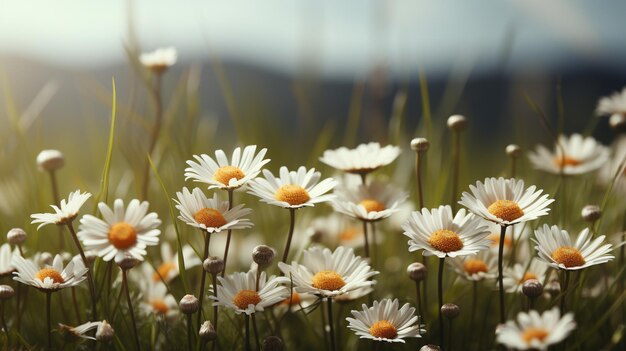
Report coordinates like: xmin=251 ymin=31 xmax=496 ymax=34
xmin=505 ymin=144 xmax=522 ymax=158
xmin=36 ymin=149 xmax=65 ymax=172
xmin=263 ymin=336 xmax=284 ymax=351
xmin=199 ymin=321 xmax=217 ymax=341
xmin=609 ymin=114 xmax=626 ymax=131
xmin=581 ymin=205 xmax=601 ymax=222
xmin=252 ymin=245 xmax=276 ymax=268
xmin=411 ymin=138 xmax=430 ymax=152
xmin=441 ymin=303 xmax=460 ymax=319
xmin=419 ymin=345 xmax=442 ymax=351
xmin=407 ymin=262 xmax=427 ymax=282
xmin=7 ymin=228 xmax=27 ymax=245
xmin=116 ymin=253 xmax=139 ymax=270
xmin=96 ymin=320 xmax=115 ymax=342
xmin=203 ymin=256 xmax=225 ymax=275
xmin=179 ymin=294 xmax=200 ymax=314
xmin=0 ymin=285 xmax=15 ymax=300
xmin=522 ymin=279 xmax=544 ymax=299
xmin=447 ymin=115 xmax=467 ymax=131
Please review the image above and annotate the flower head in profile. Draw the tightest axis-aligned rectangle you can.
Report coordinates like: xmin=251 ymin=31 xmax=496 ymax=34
xmin=402 ymin=205 xmax=491 ymax=258
xmin=185 ymin=145 xmax=270 ymax=191
xmin=0 ymin=243 xmax=20 ymax=277
xmin=448 ymin=251 xmax=497 ymax=282
xmin=306 ymin=214 xmax=366 ymax=249
xmin=58 ymin=321 xmax=103 ymax=341
xmin=174 ymin=187 xmax=253 ymax=233
xmin=503 ymin=259 xmax=548 ymax=293
xmin=78 ymin=199 xmax=161 ymax=263
xmin=31 ymin=190 xmax=91 ymax=229
xmin=528 ymin=134 xmax=609 ymax=175
xmin=12 ymin=254 xmax=87 ymax=291
xmin=533 ymin=224 xmax=613 ymax=271
xmin=138 ymin=273 xmax=178 ymax=321
xmin=247 ymin=166 xmax=336 ymax=209
xmin=139 ymin=47 xmax=177 ymax=74
xmin=278 ymin=246 xmax=378 ymax=298
xmin=346 ymin=298 xmax=425 ymax=343
xmin=497 ymin=308 xmax=575 ymax=350
xmin=599 ymin=136 xmax=626 ymax=194
xmin=459 ymin=177 xmax=554 ymax=226
xmin=212 ymin=270 xmax=289 ymax=315
xmin=319 ymin=142 xmax=401 ymax=175
xmin=332 ymin=180 xmax=408 ymax=222
xmin=596 ymin=87 xmax=626 ymax=117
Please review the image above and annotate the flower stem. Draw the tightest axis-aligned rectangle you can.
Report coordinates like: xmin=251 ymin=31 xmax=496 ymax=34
xmin=252 ymin=314 xmax=261 ymax=351
xmin=46 ymin=292 xmax=52 ymax=350
xmin=141 ymin=73 xmax=163 ymax=201
xmin=497 ymin=224 xmax=507 ymax=324
xmin=48 ymin=170 xmax=66 ymax=250
xmin=244 ymin=314 xmax=251 ymax=351
xmin=451 ymin=129 xmax=461 ymax=212
xmin=415 ymin=150 xmax=425 ymax=209
xmin=362 ymin=220 xmax=370 ymax=258
xmin=1 ymin=300 xmax=9 ymax=345
xmin=561 ymin=270 xmax=570 ymax=314
xmin=471 ymin=281 xmax=477 ymax=333
xmin=187 ymin=313 xmax=193 ymax=351
xmin=197 ymin=230 xmax=212 ymax=328
xmin=327 ymin=299 xmax=336 ymax=351
xmin=281 ymin=208 xmax=297 ymax=263
xmin=122 ymin=268 xmax=141 ymax=351
xmin=66 ymin=222 xmax=98 ymax=321
xmin=415 ymin=281 xmax=423 ymax=323
xmin=221 ymin=189 xmax=235 ymax=277
xmin=212 ymin=272 xmax=219 ymax=336
xmin=448 ymin=319 xmax=453 ymax=351
xmin=438 ymin=257 xmax=445 ymax=349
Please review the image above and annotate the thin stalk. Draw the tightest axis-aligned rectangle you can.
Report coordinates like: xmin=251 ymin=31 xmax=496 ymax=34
xmin=327 ymin=299 xmax=336 ymax=351
xmin=560 ymin=270 xmax=570 ymax=314
xmin=212 ymin=273 xmax=219 ymax=335
xmin=451 ymin=130 xmax=461 ymax=212
xmin=415 ymin=151 xmax=425 ymax=209
xmin=371 ymin=222 xmax=378 ymax=266
xmin=281 ymin=208 xmax=297 ymax=263
xmin=141 ymin=73 xmax=163 ymax=200
xmin=438 ymin=257 xmax=445 ymax=349
xmin=187 ymin=314 xmax=193 ymax=351
xmin=448 ymin=319 xmax=453 ymax=351
xmin=221 ymin=189 xmax=235 ymax=276
xmin=422 ymin=256 xmax=428 ymax=315
xmin=362 ymin=220 xmax=370 ymax=258
xmin=497 ymin=225 xmax=507 ymax=324
xmin=255 ymin=269 xmax=261 ymax=292
xmin=122 ymin=268 xmax=141 ymax=351
xmin=71 ymin=286 xmax=81 ymax=323
xmin=509 ymin=156 xmax=517 ymax=178
xmin=16 ymin=284 xmax=21 ymax=332
xmin=471 ymin=281 xmax=477 ymax=334
xmin=1 ymin=300 xmax=8 ymax=345
xmin=66 ymin=222 xmax=98 ymax=321
xmin=415 ymin=281 xmax=423 ymax=322
xmin=49 ymin=170 xmax=65 ymax=250
xmin=46 ymin=292 xmax=52 ymax=350
xmin=252 ymin=314 xmax=261 ymax=351
xmin=244 ymin=315 xmax=251 ymax=351
xmin=197 ymin=231 xmax=212 ymax=327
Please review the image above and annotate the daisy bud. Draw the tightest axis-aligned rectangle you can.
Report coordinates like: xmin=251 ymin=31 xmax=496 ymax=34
xmin=36 ymin=149 xmax=65 ymax=172
xmin=179 ymin=294 xmax=200 ymax=314
xmin=609 ymin=113 xmax=626 ymax=131
xmin=203 ymin=256 xmax=225 ymax=275
xmin=419 ymin=345 xmax=442 ymax=351
xmin=116 ymin=254 xmax=140 ymax=270
xmin=410 ymin=138 xmax=430 ymax=152
xmin=0 ymin=285 xmax=15 ymax=300
xmin=441 ymin=303 xmax=461 ymax=319
xmin=505 ymin=144 xmax=522 ymax=158
xmin=263 ymin=336 xmax=284 ymax=351
xmin=581 ymin=205 xmax=601 ymax=222
xmin=447 ymin=115 xmax=467 ymax=131
xmin=96 ymin=320 xmax=115 ymax=342
xmin=522 ymin=279 xmax=543 ymax=299
xmin=252 ymin=245 xmax=276 ymax=268
xmin=199 ymin=321 xmax=217 ymax=341
xmin=7 ymin=228 xmax=27 ymax=245
xmin=407 ymin=262 xmax=427 ymax=282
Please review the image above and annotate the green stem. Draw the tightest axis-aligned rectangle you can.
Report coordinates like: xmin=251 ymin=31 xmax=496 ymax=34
xmin=252 ymin=314 xmax=260 ymax=351
xmin=197 ymin=230 xmax=212 ymax=327
xmin=362 ymin=220 xmax=370 ymax=258
xmin=327 ymin=299 xmax=336 ymax=351
xmin=122 ymin=268 xmax=141 ymax=351
xmin=66 ymin=222 xmax=98 ymax=321
xmin=451 ymin=130 xmax=461 ymax=212
xmin=281 ymin=208 xmax=297 ymax=263
xmin=187 ymin=313 xmax=193 ymax=351
xmin=415 ymin=281 xmax=423 ymax=323
xmin=46 ymin=292 xmax=52 ymax=350
xmin=497 ymin=225 xmax=507 ymax=324
xmin=244 ymin=314 xmax=251 ymax=351
xmin=560 ymin=270 xmax=570 ymax=314
xmin=438 ymin=257 xmax=445 ymax=349
xmin=416 ymin=151 xmax=425 ymax=209
xmin=221 ymin=189 xmax=235 ymax=276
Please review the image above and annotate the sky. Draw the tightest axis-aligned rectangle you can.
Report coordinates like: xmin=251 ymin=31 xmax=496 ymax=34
xmin=1 ymin=0 xmax=626 ymax=77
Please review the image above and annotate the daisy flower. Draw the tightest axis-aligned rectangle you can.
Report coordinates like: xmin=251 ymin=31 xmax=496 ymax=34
xmin=306 ymin=214 xmax=366 ymax=249
xmin=0 ymin=243 xmax=19 ymax=276
xmin=528 ymin=134 xmax=609 ymax=175
xmin=346 ymin=298 xmax=425 ymax=343
xmin=247 ymin=166 xmax=336 ymax=209
xmin=78 ymin=199 xmax=161 ymax=262
xmin=596 ymin=87 xmax=626 ymax=117
xmin=31 ymin=190 xmax=91 ymax=229
xmin=58 ymin=321 xmax=103 ymax=341
xmin=332 ymin=180 xmax=408 ymax=222
xmin=139 ymin=47 xmax=177 ymax=73
xmin=319 ymin=142 xmax=401 ymax=176
xmin=12 ymin=254 xmax=87 ymax=291
xmin=503 ymin=259 xmax=549 ymax=293
xmin=138 ymin=274 xmax=179 ymax=321
xmin=184 ymin=145 xmax=270 ymax=191
xmin=598 ymin=136 xmax=626 ymax=194
xmin=212 ymin=270 xmax=290 ymax=315
xmin=174 ymin=187 xmax=252 ymax=233
xmin=402 ymin=205 xmax=492 ymax=258
xmin=152 ymin=242 xmax=202 ymax=283
xmin=459 ymin=177 xmax=554 ymax=226
xmin=497 ymin=308 xmax=575 ymax=350
xmin=278 ymin=246 xmax=378 ymax=298
xmin=448 ymin=251 xmax=497 ymax=282
xmin=533 ymin=224 xmax=614 ymax=271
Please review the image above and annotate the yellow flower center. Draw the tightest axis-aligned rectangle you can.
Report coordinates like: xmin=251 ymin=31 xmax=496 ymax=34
xmin=35 ymin=268 xmax=65 ymax=284
xmin=520 ymin=272 xmax=537 ymax=283
xmin=554 ymin=156 xmax=582 ymax=168
xmin=233 ymin=290 xmax=261 ymax=310
xmin=311 ymin=270 xmax=346 ymax=291
xmin=339 ymin=228 xmax=360 ymax=242
xmin=275 ymin=185 xmax=310 ymax=206
xmin=463 ymin=259 xmax=488 ymax=275
xmin=281 ymin=291 xmax=302 ymax=306
xmin=428 ymin=229 xmax=464 ymax=253
xmin=487 ymin=200 xmax=524 ymax=222
xmin=522 ymin=327 xmax=549 ymax=344
xmin=369 ymin=320 xmax=398 ymax=339
xmin=551 ymin=247 xmax=585 ymax=268
xmin=194 ymin=208 xmax=227 ymax=228
xmin=151 ymin=299 xmax=169 ymax=314
xmin=108 ymin=222 xmax=137 ymax=250
xmin=359 ymin=199 xmax=385 ymax=213
xmin=213 ymin=166 xmax=245 ymax=186
xmin=153 ymin=262 xmax=176 ymax=282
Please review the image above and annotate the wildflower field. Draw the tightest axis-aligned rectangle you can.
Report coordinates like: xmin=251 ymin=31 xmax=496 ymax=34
xmin=1 ymin=43 xmax=626 ymax=351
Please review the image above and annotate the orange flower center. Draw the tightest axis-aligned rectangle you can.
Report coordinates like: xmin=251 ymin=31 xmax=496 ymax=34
xmin=487 ymin=200 xmax=524 ymax=222
xmin=275 ymin=185 xmax=310 ymax=206
xmin=520 ymin=272 xmax=537 ymax=283
xmin=233 ymin=290 xmax=261 ymax=310
xmin=213 ymin=166 xmax=245 ymax=186
xmin=359 ymin=199 xmax=385 ymax=213
xmin=281 ymin=291 xmax=302 ymax=306
xmin=369 ymin=320 xmax=398 ymax=339
xmin=151 ymin=299 xmax=169 ymax=314
xmin=311 ymin=270 xmax=346 ymax=291
xmin=194 ymin=208 xmax=227 ymax=228
xmin=554 ymin=156 xmax=582 ymax=168
xmin=108 ymin=222 xmax=137 ymax=250
xmin=551 ymin=246 xmax=585 ymax=268
xmin=428 ymin=229 xmax=463 ymax=253
xmin=35 ymin=268 xmax=65 ymax=284
xmin=153 ymin=262 xmax=176 ymax=282
xmin=463 ymin=259 xmax=488 ymax=275
xmin=339 ymin=228 xmax=360 ymax=242
xmin=522 ymin=327 xmax=549 ymax=344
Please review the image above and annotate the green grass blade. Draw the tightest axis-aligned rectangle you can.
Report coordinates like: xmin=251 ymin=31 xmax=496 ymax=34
xmin=93 ymin=77 xmax=117 ymax=211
